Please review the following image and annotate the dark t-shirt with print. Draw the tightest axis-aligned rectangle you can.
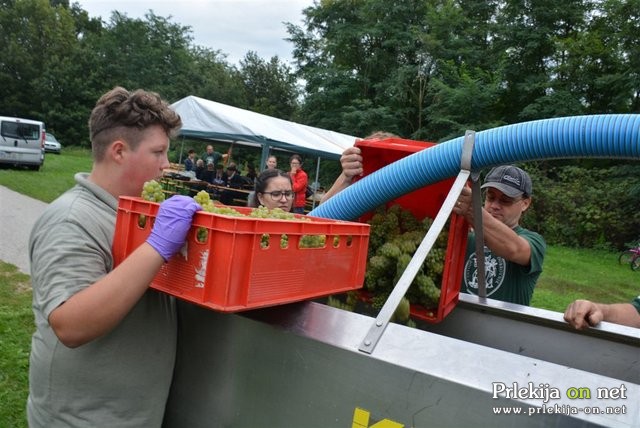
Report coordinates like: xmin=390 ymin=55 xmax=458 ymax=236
xmin=201 ymin=151 xmax=222 ymax=168
xmin=461 ymin=226 xmax=546 ymax=306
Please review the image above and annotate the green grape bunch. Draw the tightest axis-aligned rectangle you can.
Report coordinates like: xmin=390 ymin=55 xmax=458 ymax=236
xmin=141 ymin=186 xmax=330 ymax=248
xmin=249 ymin=206 xmax=325 ymax=249
xmin=364 ymin=205 xmax=447 ymax=311
xmin=141 ymin=180 xmax=165 ymax=203
xmin=299 ymin=234 xmax=326 ymax=248
xmin=139 ymin=180 xmax=166 ymax=227
xmin=249 ymin=206 xmax=300 ymax=220
xmin=326 ymin=295 xmax=355 ymax=312
xmin=194 ymin=190 xmax=244 ymax=216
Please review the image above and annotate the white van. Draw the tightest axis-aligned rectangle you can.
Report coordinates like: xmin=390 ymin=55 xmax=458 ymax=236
xmin=0 ymin=116 xmax=45 ymax=170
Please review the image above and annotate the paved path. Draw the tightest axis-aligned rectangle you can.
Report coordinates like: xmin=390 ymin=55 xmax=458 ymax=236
xmin=0 ymin=185 xmax=48 ymax=274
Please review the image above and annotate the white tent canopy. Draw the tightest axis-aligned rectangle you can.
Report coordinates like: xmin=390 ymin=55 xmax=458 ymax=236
xmin=170 ymin=96 xmax=359 ymax=161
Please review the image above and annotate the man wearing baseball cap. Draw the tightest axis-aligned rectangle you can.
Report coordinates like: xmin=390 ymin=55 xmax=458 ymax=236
xmin=453 ymin=165 xmax=546 ymax=305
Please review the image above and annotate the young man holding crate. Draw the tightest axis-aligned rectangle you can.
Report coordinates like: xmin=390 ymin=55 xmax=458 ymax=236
xmin=27 ymin=87 xmax=200 ymax=427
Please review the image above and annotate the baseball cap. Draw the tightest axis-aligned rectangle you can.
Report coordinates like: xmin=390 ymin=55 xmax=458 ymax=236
xmin=481 ymin=165 xmax=532 ymax=198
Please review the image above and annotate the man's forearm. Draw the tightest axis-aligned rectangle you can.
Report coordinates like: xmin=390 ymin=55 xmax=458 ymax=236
xmin=600 ymin=303 xmax=640 ymax=328
xmin=48 ymin=243 xmax=164 ymax=348
xmin=320 ymin=173 xmax=352 ymax=204
xmin=476 ymin=209 xmax=531 ymax=265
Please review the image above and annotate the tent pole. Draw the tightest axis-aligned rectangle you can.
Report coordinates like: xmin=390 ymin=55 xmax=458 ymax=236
xmin=178 ymin=136 xmax=185 ymax=165
xmin=312 ymin=156 xmax=321 ymax=210
xmin=259 ymin=143 xmax=270 ymax=172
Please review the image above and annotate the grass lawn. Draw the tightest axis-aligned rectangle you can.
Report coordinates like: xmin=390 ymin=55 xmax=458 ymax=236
xmin=532 ymin=245 xmax=638 ymax=312
xmin=0 ymin=262 xmax=32 ymax=428
xmin=0 ymin=147 xmax=93 ymax=203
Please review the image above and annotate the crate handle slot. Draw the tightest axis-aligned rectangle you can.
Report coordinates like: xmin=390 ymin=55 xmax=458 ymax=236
xmin=260 ymin=233 xmax=270 ymax=249
xmin=299 ymin=234 xmax=327 ymax=249
xmin=137 ymin=214 xmax=147 ymax=229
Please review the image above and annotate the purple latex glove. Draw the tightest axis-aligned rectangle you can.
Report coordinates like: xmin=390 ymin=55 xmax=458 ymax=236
xmin=147 ymin=195 xmax=201 ymax=261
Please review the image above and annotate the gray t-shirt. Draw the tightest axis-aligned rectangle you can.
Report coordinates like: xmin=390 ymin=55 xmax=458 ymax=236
xmin=27 ymin=173 xmax=177 ymax=427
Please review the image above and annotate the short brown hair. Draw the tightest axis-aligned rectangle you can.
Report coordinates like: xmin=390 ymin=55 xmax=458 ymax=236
xmin=365 ymin=131 xmax=399 ymax=140
xmin=88 ymin=87 xmax=181 ymax=161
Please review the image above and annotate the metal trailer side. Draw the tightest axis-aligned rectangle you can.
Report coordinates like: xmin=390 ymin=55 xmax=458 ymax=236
xmin=163 ymin=297 xmax=639 ymax=428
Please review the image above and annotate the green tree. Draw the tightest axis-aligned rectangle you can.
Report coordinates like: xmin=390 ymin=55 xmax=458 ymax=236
xmin=79 ymin=11 xmax=197 ymax=99
xmin=0 ymin=0 xmax=74 ymax=116
xmin=76 ymin=8 xmax=247 ymax=111
xmin=425 ymin=61 xmax=505 ymax=141
xmin=527 ymin=163 xmax=640 ymax=249
xmin=184 ymin=46 xmax=246 ymax=107
xmin=287 ymin=0 xmax=435 ymax=138
xmin=591 ymin=0 xmax=640 ymax=112
xmin=0 ymin=0 xmax=102 ymax=144
xmin=238 ymin=51 xmax=300 ymax=119
xmin=418 ymin=0 xmax=504 ymax=140
xmin=494 ymin=0 xmax=592 ymax=121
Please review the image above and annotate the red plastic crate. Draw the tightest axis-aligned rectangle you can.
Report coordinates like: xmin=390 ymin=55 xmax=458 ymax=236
xmin=354 ymin=137 xmax=469 ymax=323
xmin=112 ymin=196 xmax=370 ymax=312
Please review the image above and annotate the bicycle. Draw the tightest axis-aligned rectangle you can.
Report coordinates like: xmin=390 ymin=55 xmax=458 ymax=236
xmin=618 ymin=245 xmax=640 ymax=271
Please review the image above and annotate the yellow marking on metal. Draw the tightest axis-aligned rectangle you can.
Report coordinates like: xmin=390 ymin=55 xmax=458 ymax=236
xmin=352 ymin=407 xmax=370 ymax=428
xmin=352 ymin=407 xmax=404 ymax=428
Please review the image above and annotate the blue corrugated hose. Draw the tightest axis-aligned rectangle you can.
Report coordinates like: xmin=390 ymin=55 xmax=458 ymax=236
xmin=309 ymin=114 xmax=640 ymax=221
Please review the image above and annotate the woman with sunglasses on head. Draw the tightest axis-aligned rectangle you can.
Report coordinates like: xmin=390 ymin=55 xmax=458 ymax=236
xmin=452 ymin=165 xmax=546 ymax=306
xmin=247 ymin=168 xmax=295 ymax=211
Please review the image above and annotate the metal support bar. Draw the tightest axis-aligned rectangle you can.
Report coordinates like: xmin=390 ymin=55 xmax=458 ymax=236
xmin=359 ymin=131 xmax=476 ymax=354
xmin=462 ymin=128 xmax=486 ymax=298
xmin=463 ymin=130 xmax=486 ymax=297
xmin=471 ymin=171 xmax=486 ymax=298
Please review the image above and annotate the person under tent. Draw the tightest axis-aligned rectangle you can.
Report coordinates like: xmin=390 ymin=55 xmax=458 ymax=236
xmin=247 ymin=168 xmax=295 ymax=212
